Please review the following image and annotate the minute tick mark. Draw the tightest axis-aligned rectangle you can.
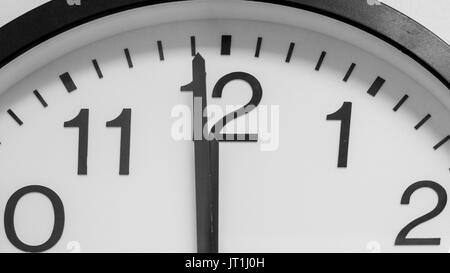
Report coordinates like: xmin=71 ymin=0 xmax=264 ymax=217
xmin=191 ymin=36 xmax=196 ymax=56
xmin=255 ymin=37 xmax=262 ymax=58
xmin=434 ymin=136 xmax=450 ymax=150
xmin=157 ymin=40 xmax=164 ymax=61
xmin=393 ymin=95 xmax=409 ymax=112
xmin=285 ymin=42 xmax=295 ymax=63
xmin=124 ymin=48 xmax=133 ymax=68
xmin=315 ymin=51 xmax=327 ymax=71
xmin=33 ymin=90 xmax=48 ymax=108
xmin=92 ymin=59 xmax=103 ymax=79
xmin=7 ymin=109 xmax=23 ymax=126
xmin=343 ymin=63 xmax=356 ymax=82
xmin=415 ymin=114 xmax=431 ymax=130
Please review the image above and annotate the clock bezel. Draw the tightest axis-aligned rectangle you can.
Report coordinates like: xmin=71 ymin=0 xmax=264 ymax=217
xmin=0 ymin=0 xmax=448 ymax=89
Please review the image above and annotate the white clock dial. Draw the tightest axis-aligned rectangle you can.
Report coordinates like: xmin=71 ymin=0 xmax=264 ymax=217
xmin=0 ymin=0 xmax=449 ymax=253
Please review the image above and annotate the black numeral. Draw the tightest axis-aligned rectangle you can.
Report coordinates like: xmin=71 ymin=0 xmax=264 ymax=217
xmin=64 ymin=109 xmax=89 ymax=175
xmin=326 ymin=102 xmax=352 ymax=168
xmin=395 ymin=181 xmax=447 ymax=246
xmin=106 ymin=109 xmax=132 ymax=175
xmin=181 ymin=54 xmax=209 ymax=141
xmin=4 ymin=185 xmax=65 ymax=253
xmin=211 ymin=72 xmax=263 ymax=142
xmin=64 ymin=109 xmax=132 ymax=175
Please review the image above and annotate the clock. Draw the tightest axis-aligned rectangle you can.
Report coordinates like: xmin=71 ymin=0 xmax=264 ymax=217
xmin=0 ymin=0 xmax=449 ymax=253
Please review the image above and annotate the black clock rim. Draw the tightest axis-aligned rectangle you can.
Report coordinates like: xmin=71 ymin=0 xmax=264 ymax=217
xmin=0 ymin=0 xmax=448 ymax=89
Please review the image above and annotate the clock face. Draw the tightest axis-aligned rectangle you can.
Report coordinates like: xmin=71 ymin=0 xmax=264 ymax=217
xmin=0 ymin=0 xmax=449 ymax=253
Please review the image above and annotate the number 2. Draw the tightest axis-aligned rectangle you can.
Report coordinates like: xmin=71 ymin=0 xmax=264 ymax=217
xmin=211 ymin=72 xmax=262 ymax=142
xmin=395 ymin=181 xmax=447 ymax=246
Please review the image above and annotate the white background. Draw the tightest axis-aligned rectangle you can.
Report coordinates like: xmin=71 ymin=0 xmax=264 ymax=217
xmin=0 ymin=0 xmax=449 ymax=44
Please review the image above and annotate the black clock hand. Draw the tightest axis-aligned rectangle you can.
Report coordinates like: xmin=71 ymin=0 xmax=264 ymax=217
xmin=181 ymin=54 xmax=218 ymax=253
xmin=209 ymin=138 xmax=219 ymax=252
xmin=191 ymin=136 xmax=219 ymax=253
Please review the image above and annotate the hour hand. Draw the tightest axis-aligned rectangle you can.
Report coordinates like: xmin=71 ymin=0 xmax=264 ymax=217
xmin=209 ymin=139 xmax=219 ymax=252
xmin=192 ymin=137 xmax=219 ymax=253
xmin=181 ymin=54 xmax=219 ymax=253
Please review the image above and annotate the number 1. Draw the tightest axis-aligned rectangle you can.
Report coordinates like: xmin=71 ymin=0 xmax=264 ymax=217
xmin=326 ymin=102 xmax=352 ymax=168
xmin=106 ymin=109 xmax=131 ymax=175
xmin=64 ymin=109 xmax=89 ymax=175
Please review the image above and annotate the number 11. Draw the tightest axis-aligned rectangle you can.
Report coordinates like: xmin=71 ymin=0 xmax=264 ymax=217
xmin=64 ymin=108 xmax=131 ymax=175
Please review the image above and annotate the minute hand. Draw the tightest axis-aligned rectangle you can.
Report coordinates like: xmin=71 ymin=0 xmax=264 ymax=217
xmin=181 ymin=54 xmax=218 ymax=253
